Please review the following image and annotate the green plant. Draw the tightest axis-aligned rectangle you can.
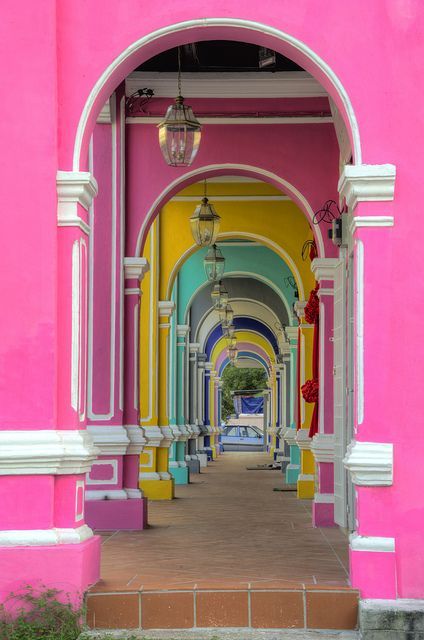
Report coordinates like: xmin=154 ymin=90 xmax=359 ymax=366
xmin=0 ymin=585 xmax=83 ymax=640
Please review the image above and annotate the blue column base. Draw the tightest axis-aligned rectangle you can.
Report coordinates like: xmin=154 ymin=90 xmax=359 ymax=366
xmin=286 ymin=464 xmax=301 ymax=484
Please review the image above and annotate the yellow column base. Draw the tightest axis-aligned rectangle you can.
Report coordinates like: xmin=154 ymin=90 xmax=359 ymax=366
xmin=297 ymin=476 xmax=315 ymax=499
xmin=297 ymin=449 xmax=315 ymax=499
xmin=140 ymin=478 xmax=174 ymax=500
xmin=210 ymin=445 xmax=217 ymax=460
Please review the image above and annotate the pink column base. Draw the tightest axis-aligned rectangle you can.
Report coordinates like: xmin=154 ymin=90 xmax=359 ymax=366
xmin=85 ymin=497 xmax=148 ymax=531
xmin=0 ymin=536 xmax=100 ymax=605
xmin=312 ymin=500 xmax=336 ymax=527
xmin=350 ymin=549 xmax=397 ymax=598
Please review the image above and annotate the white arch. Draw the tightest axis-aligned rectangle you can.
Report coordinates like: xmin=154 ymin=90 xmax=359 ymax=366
xmin=137 ymin=164 xmax=324 ymax=262
xmin=73 ymin=18 xmax=361 ymax=170
xmin=197 ymin=299 xmax=283 ymax=348
xmin=183 ymin=271 xmax=294 ymax=327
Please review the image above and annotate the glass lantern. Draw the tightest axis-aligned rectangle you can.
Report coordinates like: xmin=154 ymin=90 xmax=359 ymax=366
xmin=190 ymin=197 xmax=221 ymax=246
xmin=219 ymin=303 xmax=234 ymax=327
xmin=222 ymin=322 xmax=235 ymax=339
xmin=211 ymin=281 xmax=229 ymax=309
xmin=158 ymin=96 xmax=202 ymax=167
xmin=228 ymin=345 xmax=238 ymax=362
xmin=204 ymin=244 xmax=225 ymax=282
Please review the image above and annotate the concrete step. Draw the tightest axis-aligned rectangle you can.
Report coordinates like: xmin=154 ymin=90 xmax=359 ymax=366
xmin=81 ymin=629 xmax=359 ymax=639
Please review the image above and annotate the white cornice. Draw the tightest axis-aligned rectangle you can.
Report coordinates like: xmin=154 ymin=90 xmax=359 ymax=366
xmin=343 ymin=440 xmax=393 ymax=486
xmin=338 ymin=164 xmax=396 ymax=211
xmin=311 ymin=433 xmax=335 ymax=463
xmin=142 ymin=426 xmax=164 ymax=447
xmin=285 ymin=327 xmax=298 ymax=343
xmin=294 ymin=301 xmax=307 ymax=319
xmin=177 ymin=324 xmax=190 ymax=338
xmin=87 ymin=425 xmax=130 ymax=455
xmin=349 ymin=216 xmax=395 ymax=234
xmin=311 ymin=258 xmax=340 ymax=282
xmin=124 ymin=257 xmax=150 ymax=281
xmin=158 ymin=300 xmax=176 ymax=317
xmin=160 ymin=426 xmax=175 ymax=447
xmin=57 ymin=171 xmax=98 ymax=211
xmin=0 ymin=525 xmax=93 ymax=546
xmin=126 ymin=71 xmax=327 ymax=99
xmin=125 ymin=425 xmax=147 ymax=454
xmin=97 ymin=99 xmax=112 ymax=124
xmin=296 ymin=428 xmax=312 ymax=450
xmin=350 ymin=533 xmax=395 ymax=553
xmin=189 ymin=343 xmax=200 ymax=353
xmin=0 ymin=430 xmax=98 ymax=475
xmin=283 ymin=427 xmax=299 ymax=447
xmin=57 ymin=171 xmax=98 ymax=234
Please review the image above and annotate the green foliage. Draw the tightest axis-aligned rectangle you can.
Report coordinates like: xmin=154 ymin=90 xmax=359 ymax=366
xmin=0 ymin=586 xmax=83 ymax=640
xmin=221 ymin=366 xmax=267 ymax=420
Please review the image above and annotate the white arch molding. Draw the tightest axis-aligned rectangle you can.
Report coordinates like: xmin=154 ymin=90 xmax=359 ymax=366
xmin=183 ymin=271 xmax=294 ymax=327
xmin=136 ymin=165 xmax=325 ymax=262
xmin=73 ymin=18 xmax=361 ymax=170
xmin=196 ymin=299 xmax=283 ymax=348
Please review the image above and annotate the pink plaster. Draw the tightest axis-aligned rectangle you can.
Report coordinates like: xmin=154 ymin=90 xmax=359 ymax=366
xmin=54 ymin=475 xmax=86 ymax=528
xmin=318 ymin=462 xmax=334 ymax=495
xmin=85 ymin=498 xmax=147 ymax=531
xmin=86 ymin=456 xmax=123 ymax=490
xmin=0 ymin=537 xmax=101 ymax=606
xmin=0 ymin=477 xmax=54 ymax=530
xmin=123 ymin=454 xmax=141 ymax=490
xmin=350 ymin=548 xmax=397 ymax=599
xmin=312 ymin=502 xmax=335 ymax=528
xmin=2 ymin=0 xmax=424 ymax=603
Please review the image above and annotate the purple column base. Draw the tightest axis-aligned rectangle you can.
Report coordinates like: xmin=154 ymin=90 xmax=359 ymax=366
xmin=312 ymin=500 xmax=336 ymax=527
xmin=85 ymin=497 xmax=148 ymax=531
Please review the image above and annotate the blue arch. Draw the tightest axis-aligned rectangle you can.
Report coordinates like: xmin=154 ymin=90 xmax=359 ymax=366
xmin=205 ymin=316 xmax=279 ymax=360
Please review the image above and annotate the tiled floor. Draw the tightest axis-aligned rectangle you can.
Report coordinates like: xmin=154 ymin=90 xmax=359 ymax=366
xmin=95 ymin=452 xmax=349 ymax=591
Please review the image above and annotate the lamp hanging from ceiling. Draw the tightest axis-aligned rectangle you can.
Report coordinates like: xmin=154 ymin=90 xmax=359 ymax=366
xmin=222 ymin=322 xmax=235 ymax=339
xmin=190 ymin=180 xmax=221 ymax=246
xmin=228 ymin=344 xmax=238 ymax=363
xmin=219 ymin=303 xmax=234 ymax=327
xmin=158 ymin=47 xmax=202 ymax=167
xmin=204 ymin=244 xmax=225 ymax=282
xmin=211 ymin=281 xmax=229 ymax=309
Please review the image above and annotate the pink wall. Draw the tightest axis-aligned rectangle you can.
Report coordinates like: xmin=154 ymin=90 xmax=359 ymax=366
xmin=126 ymin=121 xmax=339 ymax=255
xmin=2 ymin=0 xmax=424 ymax=602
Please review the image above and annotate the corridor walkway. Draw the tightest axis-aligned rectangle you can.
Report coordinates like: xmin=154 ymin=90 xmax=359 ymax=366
xmin=87 ymin=453 xmax=357 ymax=630
xmin=96 ymin=452 xmax=349 ymax=589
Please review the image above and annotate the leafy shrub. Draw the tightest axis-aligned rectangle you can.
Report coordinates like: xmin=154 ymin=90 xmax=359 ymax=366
xmin=0 ymin=585 xmax=83 ymax=640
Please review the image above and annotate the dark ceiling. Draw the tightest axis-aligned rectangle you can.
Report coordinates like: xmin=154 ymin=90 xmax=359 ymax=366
xmin=137 ymin=41 xmax=303 ymax=73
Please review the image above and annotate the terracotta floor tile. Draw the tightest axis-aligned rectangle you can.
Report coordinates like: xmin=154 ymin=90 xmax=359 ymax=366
xmin=86 ymin=593 xmax=139 ymax=628
xmin=141 ymin=592 xmax=194 ymax=628
xmin=251 ymin=590 xmax=304 ymax=628
xmin=306 ymin=590 xmax=359 ymax=629
xmin=196 ymin=590 xmax=248 ymax=627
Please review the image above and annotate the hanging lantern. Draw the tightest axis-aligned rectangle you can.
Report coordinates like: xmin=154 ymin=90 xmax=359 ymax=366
xmin=211 ymin=281 xmax=229 ymax=309
xmin=226 ymin=336 xmax=237 ymax=349
xmin=190 ymin=195 xmax=221 ymax=247
xmin=204 ymin=244 xmax=225 ymax=282
xmin=219 ymin=304 xmax=234 ymax=327
xmin=158 ymin=48 xmax=202 ymax=167
xmin=228 ymin=344 xmax=238 ymax=362
xmin=222 ymin=322 xmax=235 ymax=339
